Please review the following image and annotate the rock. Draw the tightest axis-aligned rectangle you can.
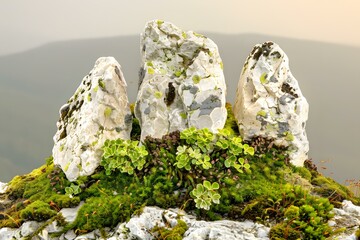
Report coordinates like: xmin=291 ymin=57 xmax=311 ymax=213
xmin=118 ymin=206 xmax=269 ymax=240
xmin=21 ymin=221 xmax=41 ymax=237
xmin=63 ymin=229 xmax=77 ymax=240
xmin=0 ymin=182 xmax=7 ymax=194
xmin=0 ymin=227 xmax=16 ymax=239
xmin=60 ymin=202 xmax=84 ymax=223
xmin=135 ymin=20 xmax=227 ymax=140
xmin=184 ymin=220 xmax=269 ymax=240
xmin=329 ymin=200 xmax=360 ymax=239
xmin=233 ymin=42 xmax=309 ymax=166
xmin=52 ymin=57 xmax=132 ymax=181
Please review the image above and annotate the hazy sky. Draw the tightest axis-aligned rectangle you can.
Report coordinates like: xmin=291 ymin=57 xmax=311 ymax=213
xmin=0 ymin=0 xmax=359 ymax=55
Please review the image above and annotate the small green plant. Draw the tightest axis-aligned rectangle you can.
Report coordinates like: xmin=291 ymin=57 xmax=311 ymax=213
xmin=180 ymin=127 xmax=214 ymax=153
xmin=175 ymin=146 xmax=211 ymax=170
xmin=65 ymin=183 xmax=81 ymax=198
xmin=101 ymin=139 xmax=148 ymax=175
xmin=191 ymin=180 xmax=221 ymax=210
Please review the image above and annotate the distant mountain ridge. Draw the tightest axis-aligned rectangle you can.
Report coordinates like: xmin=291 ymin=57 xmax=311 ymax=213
xmin=0 ymin=33 xmax=359 ymax=183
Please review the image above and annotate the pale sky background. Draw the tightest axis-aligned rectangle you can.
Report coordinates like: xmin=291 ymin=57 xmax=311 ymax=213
xmin=0 ymin=0 xmax=359 ymax=55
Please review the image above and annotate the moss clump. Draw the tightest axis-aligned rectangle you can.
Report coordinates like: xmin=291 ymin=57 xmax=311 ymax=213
xmin=224 ymin=102 xmax=239 ymax=136
xmin=355 ymin=228 xmax=360 ymax=238
xmin=20 ymin=200 xmax=57 ymax=222
xmin=311 ymin=175 xmax=359 ymax=207
xmin=151 ymin=219 xmax=188 ymax=240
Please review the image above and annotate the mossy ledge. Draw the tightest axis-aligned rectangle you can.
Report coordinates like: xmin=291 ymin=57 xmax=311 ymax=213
xmin=0 ymin=103 xmax=359 ymax=239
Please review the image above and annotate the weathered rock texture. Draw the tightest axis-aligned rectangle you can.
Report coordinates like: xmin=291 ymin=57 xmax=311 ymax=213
xmin=52 ymin=57 xmax=132 ymax=181
xmin=135 ymin=20 xmax=227 ymax=140
xmin=1 ymin=202 xmax=360 ymax=239
xmin=119 ymin=206 xmax=270 ymax=240
xmin=233 ymin=42 xmax=309 ymax=166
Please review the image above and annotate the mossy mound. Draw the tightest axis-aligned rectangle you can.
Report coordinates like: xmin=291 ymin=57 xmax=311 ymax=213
xmin=0 ymin=103 xmax=359 ymax=239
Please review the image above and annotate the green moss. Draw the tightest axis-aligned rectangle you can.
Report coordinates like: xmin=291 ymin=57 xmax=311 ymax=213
xmin=104 ymin=107 xmax=112 ymax=118
xmin=98 ymin=78 xmax=105 ymax=90
xmin=293 ymin=166 xmax=312 ymax=181
xmin=20 ymin=201 xmax=57 ymax=222
xmin=179 ymin=112 xmax=187 ymax=119
xmin=257 ymin=110 xmax=267 ymax=117
xmin=224 ymin=103 xmax=239 ymax=136
xmin=151 ymin=219 xmax=188 ymax=240
xmin=157 ymin=20 xmax=164 ymax=27
xmin=148 ymin=67 xmax=155 ymax=74
xmin=260 ymin=73 xmax=268 ymax=84
xmin=192 ymin=75 xmax=201 ymax=84
xmin=154 ymin=91 xmax=163 ymax=99
xmin=355 ymin=228 xmax=360 ymax=238
xmin=312 ymin=175 xmax=359 ymax=206
xmin=174 ymin=70 xmax=182 ymax=77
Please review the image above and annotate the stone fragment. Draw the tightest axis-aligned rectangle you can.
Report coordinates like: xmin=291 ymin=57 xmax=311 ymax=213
xmin=52 ymin=57 xmax=132 ymax=181
xmin=135 ymin=20 xmax=227 ymax=140
xmin=233 ymin=42 xmax=309 ymax=166
xmin=60 ymin=202 xmax=84 ymax=223
xmin=20 ymin=221 xmax=40 ymax=237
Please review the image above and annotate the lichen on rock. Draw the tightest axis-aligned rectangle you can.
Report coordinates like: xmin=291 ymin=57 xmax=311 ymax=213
xmin=233 ymin=42 xmax=309 ymax=166
xmin=135 ymin=20 xmax=227 ymax=140
xmin=52 ymin=57 xmax=132 ymax=181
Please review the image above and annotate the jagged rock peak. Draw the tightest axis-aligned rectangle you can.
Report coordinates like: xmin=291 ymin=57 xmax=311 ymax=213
xmin=135 ymin=20 xmax=227 ymax=140
xmin=52 ymin=57 xmax=132 ymax=181
xmin=233 ymin=42 xmax=309 ymax=166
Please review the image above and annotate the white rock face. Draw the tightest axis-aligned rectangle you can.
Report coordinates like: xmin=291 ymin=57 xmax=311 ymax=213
xmin=329 ymin=200 xmax=360 ymax=239
xmin=135 ymin=20 xmax=227 ymax=140
xmin=117 ymin=206 xmax=270 ymax=240
xmin=52 ymin=57 xmax=132 ymax=181
xmin=233 ymin=42 xmax=309 ymax=166
xmin=0 ymin=182 xmax=7 ymax=194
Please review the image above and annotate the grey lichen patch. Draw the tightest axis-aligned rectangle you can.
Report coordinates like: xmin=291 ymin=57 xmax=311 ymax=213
xmin=189 ymin=86 xmax=199 ymax=94
xmin=198 ymin=95 xmax=221 ymax=116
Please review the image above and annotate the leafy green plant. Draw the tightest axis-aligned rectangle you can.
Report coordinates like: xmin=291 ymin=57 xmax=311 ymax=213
xmin=101 ymin=139 xmax=148 ymax=175
xmin=191 ymin=180 xmax=221 ymax=210
xmin=180 ymin=127 xmax=215 ymax=153
xmin=65 ymin=183 xmax=81 ymax=198
xmin=175 ymin=146 xmax=211 ymax=170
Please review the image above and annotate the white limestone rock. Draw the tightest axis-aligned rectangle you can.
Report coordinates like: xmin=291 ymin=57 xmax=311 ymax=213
xmin=329 ymin=200 xmax=360 ymax=239
xmin=0 ymin=181 xmax=7 ymax=194
xmin=52 ymin=57 xmax=132 ymax=181
xmin=135 ymin=20 xmax=227 ymax=140
xmin=0 ymin=227 xmax=16 ymax=239
xmin=115 ymin=206 xmax=270 ymax=240
xmin=233 ymin=42 xmax=309 ymax=166
xmin=21 ymin=221 xmax=41 ymax=237
xmin=60 ymin=202 xmax=84 ymax=224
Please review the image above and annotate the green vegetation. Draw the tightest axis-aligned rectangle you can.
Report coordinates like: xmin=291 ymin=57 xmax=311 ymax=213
xmin=0 ymin=103 xmax=359 ymax=239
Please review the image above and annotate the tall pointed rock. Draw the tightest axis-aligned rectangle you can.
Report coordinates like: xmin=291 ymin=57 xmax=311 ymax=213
xmin=233 ymin=42 xmax=309 ymax=166
xmin=135 ymin=20 xmax=227 ymax=140
xmin=52 ymin=57 xmax=132 ymax=181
